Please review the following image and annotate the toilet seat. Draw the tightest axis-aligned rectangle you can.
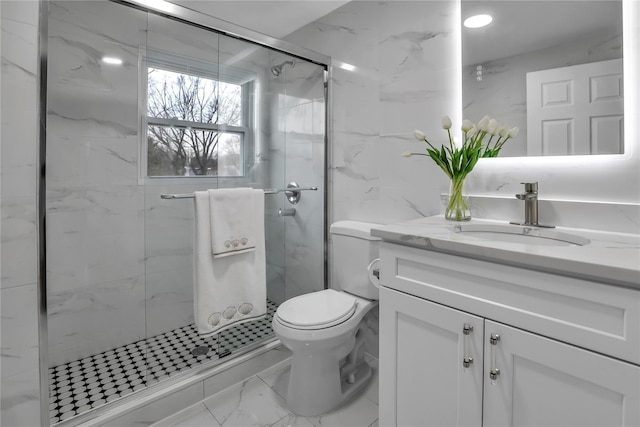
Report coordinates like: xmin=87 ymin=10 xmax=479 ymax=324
xmin=275 ymin=289 xmax=358 ymax=330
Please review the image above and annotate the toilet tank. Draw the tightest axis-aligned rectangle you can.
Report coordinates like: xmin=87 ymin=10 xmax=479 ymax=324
xmin=330 ymin=220 xmax=382 ymax=300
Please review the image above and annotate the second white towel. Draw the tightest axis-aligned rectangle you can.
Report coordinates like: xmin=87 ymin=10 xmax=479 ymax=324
xmin=208 ymin=188 xmax=258 ymax=258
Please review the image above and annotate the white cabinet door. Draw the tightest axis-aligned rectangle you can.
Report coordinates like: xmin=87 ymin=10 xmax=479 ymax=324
xmin=483 ymin=320 xmax=640 ymax=427
xmin=379 ymin=287 xmax=484 ymax=427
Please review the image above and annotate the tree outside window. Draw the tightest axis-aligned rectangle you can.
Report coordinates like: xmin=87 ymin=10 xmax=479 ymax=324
xmin=146 ymin=67 xmax=245 ymax=177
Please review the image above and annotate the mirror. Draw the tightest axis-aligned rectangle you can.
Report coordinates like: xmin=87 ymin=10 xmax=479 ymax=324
xmin=462 ymin=1 xmax=623 ymax=157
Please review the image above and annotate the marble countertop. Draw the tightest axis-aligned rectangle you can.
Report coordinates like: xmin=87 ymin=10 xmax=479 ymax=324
xmin=371 ymin=216 xmax=640 ymax=289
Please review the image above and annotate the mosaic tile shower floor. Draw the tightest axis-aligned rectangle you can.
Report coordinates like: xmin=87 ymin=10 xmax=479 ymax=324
xmin=49 ymin=300 xmax=277 ymax=424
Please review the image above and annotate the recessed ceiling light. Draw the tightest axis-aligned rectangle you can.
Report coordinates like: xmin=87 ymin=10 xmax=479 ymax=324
xmin=102 ymin=56 xmax=123 ymax=66
xmin=464 ymin=14 xmax=493 ymax=29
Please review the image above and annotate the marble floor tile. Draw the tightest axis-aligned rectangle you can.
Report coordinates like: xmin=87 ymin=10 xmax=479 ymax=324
xmin=255 ymin=363 xmax=288 ymax=394
xmin=303 ymin=390 xmax=379 ymax=427
xmin=362 ymin=357 xmax=379 ymax=405
xmin=153 ymin=403 xmax=221 ymax=427
xmin=155 ymin=356 xmax=380 ymax=427
xmin=269 ymin=413 xmax=315 ymax=427
xmin=203 ymin=376 xmax=290 ymax=426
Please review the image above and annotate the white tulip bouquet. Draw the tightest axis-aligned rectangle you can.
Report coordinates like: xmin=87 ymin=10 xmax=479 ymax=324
xmin=404 ymin=115 xmax=519 ymax=221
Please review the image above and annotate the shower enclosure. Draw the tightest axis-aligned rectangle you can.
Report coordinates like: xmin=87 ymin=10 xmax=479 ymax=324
xmin=43 ymin=1 xmax=327 ymax=424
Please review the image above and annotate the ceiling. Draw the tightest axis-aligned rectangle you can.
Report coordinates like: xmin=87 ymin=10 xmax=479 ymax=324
xmin=166 ymin=1 xmax=622 ymax=64
xmin=168 ymin=1 xmax=350 ymax=39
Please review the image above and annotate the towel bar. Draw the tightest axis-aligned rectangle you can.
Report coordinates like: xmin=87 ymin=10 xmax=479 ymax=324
xmin=160 ymin=186 xmax=318 ymax=199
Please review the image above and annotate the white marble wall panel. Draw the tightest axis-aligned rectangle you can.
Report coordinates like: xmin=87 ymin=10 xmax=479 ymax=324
xmin=47 ymin=275 xmax=146 ymax=366
xmin=286 ymin=1 xmax=458 ymax=228
xmin=265 ymin=53 xmax=288 ymax=304
xmin=144 ymin=184 xmax=198 ymax=336
xmin=46 ymin=1 xmax=148 ymax=367
xmin=468 ymin=196 xmax=640 ymax=235
xmin=265 ymin=216 xmax=286 ymax=305
xmin=1 ymin=197 xmax=38 ymax=290
xmin=282 ymin=61 xmax=325 ymax=109
xmin=46 ymin=186 xmax=145 ymax=288
xmin=1 ymin=1 xmax=42 ymax=424
xmin=377 ymin=2 xmax=459 ymax=136
xmin=283 ymin=101 xmax=325 ymax=298
xmin=0 ymin=74 xmax=37 ymax=200
xmin=47 ymin=1 xmax=144 ymax=120
xmin=147 ymin=13 xmax=219 ymax=65
xmin=0 ymin=284 xmax=41 ymax=427
xmin=263 ymin=48 xmax=327 ymax=302
xmin=46 ymin=135 xmax=138 ymax=188
xmin=1 ymin=0 xmax=39 ymax=290
xmin=1 ymin=285 xmax=39 ymax=380
xmin=218 ymin=35 xmax=271 ymax=82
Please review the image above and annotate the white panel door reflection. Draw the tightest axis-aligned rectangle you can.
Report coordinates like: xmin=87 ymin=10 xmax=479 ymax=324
xmin=527 ymin=58 xmax=623 ymax=156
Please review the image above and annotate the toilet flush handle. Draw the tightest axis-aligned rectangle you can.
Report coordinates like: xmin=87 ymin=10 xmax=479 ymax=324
xmin=367 ymin=259 xmax=381 ymax=288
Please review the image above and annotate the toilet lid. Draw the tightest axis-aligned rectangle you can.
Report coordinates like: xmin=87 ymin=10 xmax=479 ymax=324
xmin=276 ymin=289 xmax=358 ymax=330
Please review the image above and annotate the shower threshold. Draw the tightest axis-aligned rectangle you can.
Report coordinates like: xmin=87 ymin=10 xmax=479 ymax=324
xmin=49 ymin=300 xmax=278 ymax=425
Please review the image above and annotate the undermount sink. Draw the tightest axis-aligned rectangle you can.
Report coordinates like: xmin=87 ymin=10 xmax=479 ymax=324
xmin=452 ymin=223 xmax=591 ymax=246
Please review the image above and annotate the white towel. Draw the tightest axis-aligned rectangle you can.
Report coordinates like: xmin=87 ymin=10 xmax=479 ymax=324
xmin=193 ymin=189 xmax=266 ymax=336
xmin=208 ymin=188 xmax=258 ymax=258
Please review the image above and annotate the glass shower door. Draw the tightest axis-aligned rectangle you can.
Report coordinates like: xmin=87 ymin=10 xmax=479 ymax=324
xmin=45 ymin=1 xmax=326 ymax=423
xmin=45 ymin=1 xmax=149 ymax=422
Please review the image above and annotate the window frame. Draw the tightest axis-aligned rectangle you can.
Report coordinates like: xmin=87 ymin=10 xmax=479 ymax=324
xmin=141 ymin=49 xmax=255 ymax=183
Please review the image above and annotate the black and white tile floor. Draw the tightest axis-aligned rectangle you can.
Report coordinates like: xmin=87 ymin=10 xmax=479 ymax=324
xmin=49 ymin=301 xmax=277 ymax=424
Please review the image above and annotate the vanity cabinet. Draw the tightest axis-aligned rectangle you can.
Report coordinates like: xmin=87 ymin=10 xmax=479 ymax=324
xmin=378 ymin=242 xmax=640 ymax=427
xmin=379 ymin=288 xmax=484 ymax=426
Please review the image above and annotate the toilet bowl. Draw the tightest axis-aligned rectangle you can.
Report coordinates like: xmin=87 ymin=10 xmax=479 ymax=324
xmin=272 ymin=221 xmax=381 ymax=416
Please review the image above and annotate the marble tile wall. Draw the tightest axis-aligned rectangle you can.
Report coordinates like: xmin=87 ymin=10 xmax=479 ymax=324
xmin=265 ymin=53 xmax=326 ymax=304
xmin=285 ymin=1 xmax=459 ymax=228
xmin=1 ymin=1 xmax=43 ymax=426
xmin=264 ymin=53 xmax=288 ymax=305
xmin=45 ymin=0 xmax=148 ymax=367
xmin=282 ymin=61 xmax=326 ymax=300
xmin=286 ymin=0 xmax=639 ymax=230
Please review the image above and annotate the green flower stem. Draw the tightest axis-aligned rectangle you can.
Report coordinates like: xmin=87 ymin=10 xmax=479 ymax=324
xmin=445 ymin=176 xmax=471 ymax=221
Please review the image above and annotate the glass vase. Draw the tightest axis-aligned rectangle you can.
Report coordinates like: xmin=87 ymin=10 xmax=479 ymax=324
xmin=445 ymin=176 xmax=471 ymax=221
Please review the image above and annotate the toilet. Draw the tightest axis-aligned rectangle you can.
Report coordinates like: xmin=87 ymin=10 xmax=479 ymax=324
xmin=272 ymin=220 xmax=381 ymax=416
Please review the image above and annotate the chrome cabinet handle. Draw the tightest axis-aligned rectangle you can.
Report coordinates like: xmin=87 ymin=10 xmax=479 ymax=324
xmin=489 ymin=333 xmax=501 ymax=380
xmin=463 ymin=323 xmax=474 ymax=368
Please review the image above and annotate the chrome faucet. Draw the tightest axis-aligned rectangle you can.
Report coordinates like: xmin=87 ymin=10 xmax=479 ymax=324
xmin=510 ymin=182 xmax=554 ymax=228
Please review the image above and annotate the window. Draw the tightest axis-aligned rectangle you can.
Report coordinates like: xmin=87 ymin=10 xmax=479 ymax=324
xmin=144 ymin=52 xmax=253 ymax=178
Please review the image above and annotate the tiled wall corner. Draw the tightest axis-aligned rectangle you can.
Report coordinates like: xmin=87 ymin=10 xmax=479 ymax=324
xmin=1 ymin=0 xmax=43 ymax=425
